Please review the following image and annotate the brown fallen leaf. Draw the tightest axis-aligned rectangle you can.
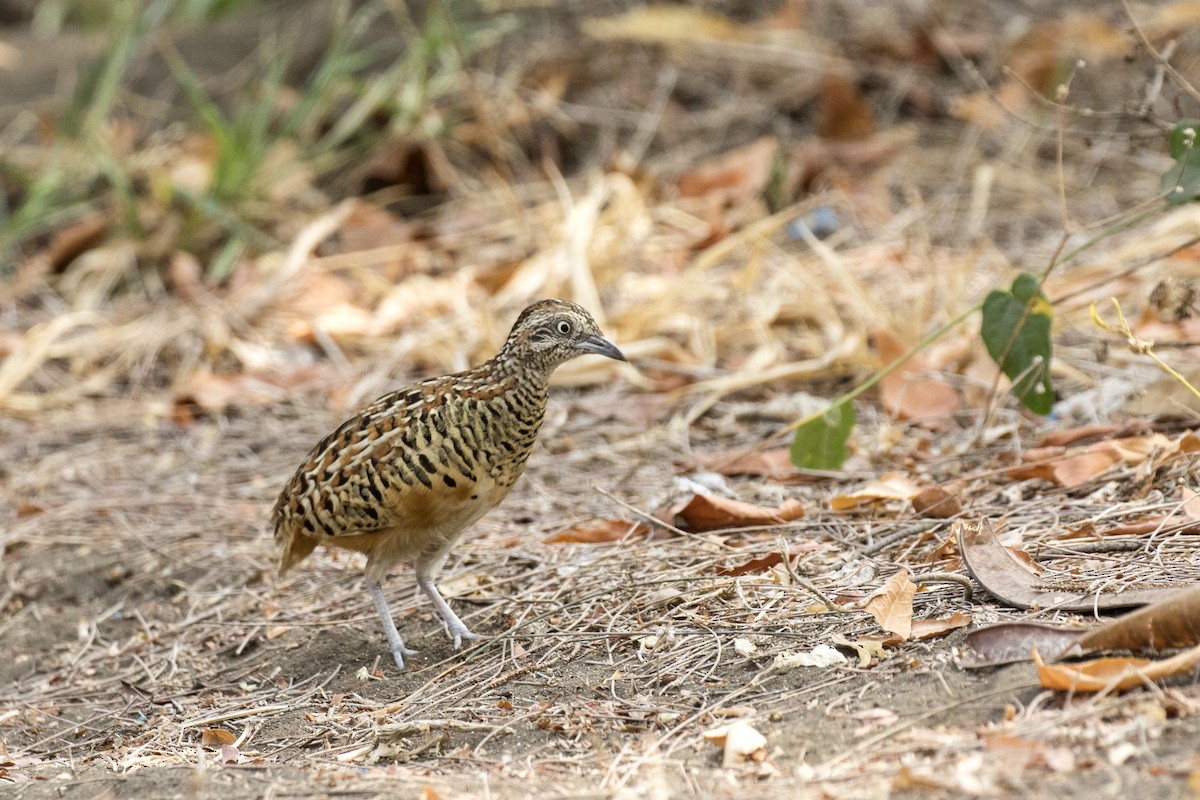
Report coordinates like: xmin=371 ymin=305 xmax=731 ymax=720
xmin=1006 ymin=446 xmax=1119 ymax=488
xmin=1038 ymin=424 xmax=1122 ymax=447
xmin=174 ymin=366 xmax=327 ymax=416
xmin=960 ymin=621 xmax=1087 ymax=668
xmin=817 ymin=73 xmax=875 ymax=141
xmin=691 ymin=448 xmax=814 ymax=484
xmin=200 ymin=728 xmax=236 ymax=748
xmin=544 ymin=520 xmax=649 ymax=544
xmin=663 ymin=494 xmax=804 ymax=533
xmin=1007 ymin=432 xmax=1190 ymax=489
xmin=1078 ymin=584 xmax=1200 ymax=653
xmin=716 ymin=552 xmax=784 ymax=577
xmin=1033 ymin=644 xmax=1200 ymax=693
xmin=911 ymin=486 xmax=962 ymax=519
xmin=957 ymin=519 xmax=1182 ymax=612
xmin=962 ymin=585 xmax=1200 ymax=668
xmin=676 ymin=136 xmax=780 ymax=207
xmin=830 ymin=472 xmax=922 ymax=511
xmin=910 ymin=611 xmax=971 ymax=640
xmin=874 ymin=329 xmax=960 ymax=426
xmin=865 ymin=570 xmax=916 ymax=640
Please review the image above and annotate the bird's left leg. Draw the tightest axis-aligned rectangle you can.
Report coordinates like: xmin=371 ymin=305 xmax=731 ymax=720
xmin=414 ymin=548 xmax=481 ymax=649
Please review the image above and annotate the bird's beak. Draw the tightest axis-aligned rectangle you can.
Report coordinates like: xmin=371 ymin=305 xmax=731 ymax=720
xmin=576 ymin=335 xmax=627 ymax=362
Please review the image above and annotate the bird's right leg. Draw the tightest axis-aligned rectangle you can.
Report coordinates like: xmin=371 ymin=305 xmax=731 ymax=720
xmin=366 ymin=579 xmax=418 ymax=669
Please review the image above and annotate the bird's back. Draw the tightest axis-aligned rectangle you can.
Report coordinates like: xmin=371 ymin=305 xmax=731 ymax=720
xmin=272 ymin=360 xmax=550 ymax=575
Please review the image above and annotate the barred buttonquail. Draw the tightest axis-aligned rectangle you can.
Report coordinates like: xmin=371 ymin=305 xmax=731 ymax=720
xmin=271 ymin=299 xmax=626 ymax=668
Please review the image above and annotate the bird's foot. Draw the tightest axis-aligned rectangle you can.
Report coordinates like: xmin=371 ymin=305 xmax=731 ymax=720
xmin=449 ymin=624 xmax=482 ymax=650
xmin=389 ymin=644 xmax=420 ymax=670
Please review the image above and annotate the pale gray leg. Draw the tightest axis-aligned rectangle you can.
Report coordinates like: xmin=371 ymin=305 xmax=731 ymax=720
xmin=414 ymin=554 xmax=480 ymax=649
xmin=366 ymin=579 xmax=418 ymax=669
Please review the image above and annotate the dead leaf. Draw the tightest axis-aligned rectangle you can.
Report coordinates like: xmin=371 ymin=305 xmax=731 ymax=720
xmin=676 ymin=137 xmax=780 ymax=207
xmin=830 ymin=472 xmax=922 ymax=511
xmin=1078 ymin=585 xmax=1200 ymax=653
xmin=1039 ymin=424 xmax=1122 ymax=447
xmin=773 ymin=645 xmax=849 ymax=669
xmin=715 ymin=552 xmax=783 ymax=577
xmin=874 ymin=328 xmax=960 ymax=426
xmin=692 ymin=448 xmax=814 ymax=484
xmin=911 ymin=486 xmax=962 ymax=519
xmin=1007 ymin=446 xmax=1119 ymax=488
xmin=962 ymin=585 xmax=1200 ymax=668
xmin=1034 ymin=644 xmax=1200 ymax=693
xmin=960 ymin=621 xmax=1087 ymax=668
xmin=665 ymin=494 xmax=804 ymax=533
xmin=957 ymin=519 xmax=1182 ymax=611
xmin=544 ymin=520 xmax=649 ymax=544
xmin=45 ymin=213 xmax=109 ymax=273
xmin=817 ymin=73 xmax=875 ymax=141
xmin=910 ymin=611 xmax=971 ymax=640
xmin=16 ymin=502 xmax=44 ymax=518
xmin=703 ymin=720 xmax=768 ymax=768
xmin=174 ymin=367 xmax=325 ymax=414
xmin=1003 ymin=546 xmax=1044 ymax=577
xmin=865 ymin=570 xmax=916 ymax=640
xmin=218 ymin=743 xmax=240 ymax=764
xmin=200 ymin=729 xmax=236 ymax=748
xmin=583 ymin=5 xmax=749 ymax=44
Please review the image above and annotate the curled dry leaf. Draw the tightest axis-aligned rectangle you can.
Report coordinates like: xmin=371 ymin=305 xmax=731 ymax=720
xmin=1038 ymin=424 xmax=1122 ymax=447
xmin=662 ymin=494 xmax=804 ymax=533
xmin=910 ymin=611 xmax=971 ymax=640
xmin=703 ymin=720 xmax=768 ymax=768
xmin=544 ymin=519 xmax=649 ymax=544
xmin=734 ymin=638 xmax=758 ymax=657
xmin=865 ymin=570 xmax=916 ymax=640
xmin=830 ymin=472 xmax=923 ymax=511
xmin=200 ymin=728 xmax=236 ymax=748
xmin=1077 ymin=584 xmax=1200 ymax=653
xmin=715 ymin=552 xmax=785 ymax=577
xmin=956 ymin=519 xmax=1181 ymax=612
xmin=1007 ymin=432 xmax=1190 ymax=489
xmin=962 ymin=585 xmax=1200 ymax=669
xmin=960 ymin=622 xmax=1086 ymax=669
xmin=772 ymin=645 xmax=848 ymax=670
xmin=911 ymin=486 xmax=962 ymax=519
xmin=1033 ymin=644 xmax=1200 ymax=693
xmin=830 ymin=634 xmax=889 ymax=667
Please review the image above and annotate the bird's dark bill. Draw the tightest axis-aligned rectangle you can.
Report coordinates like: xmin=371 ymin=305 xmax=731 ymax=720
xmin=576 ymin=335 xmax=626 ymax=362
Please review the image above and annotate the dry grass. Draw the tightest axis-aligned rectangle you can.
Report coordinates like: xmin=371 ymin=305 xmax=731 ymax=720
xmin=3 ymin=1 xmax=1200 ymax=798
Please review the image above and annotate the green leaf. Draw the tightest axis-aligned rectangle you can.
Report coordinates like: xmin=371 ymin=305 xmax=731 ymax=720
xmin=790 ymin=400 xmax=855 ymax=470
xmin=1162 ymin=120 xmax=1200 ymax=204
xmin=981 ymin=273 xmax=1054 ymax=415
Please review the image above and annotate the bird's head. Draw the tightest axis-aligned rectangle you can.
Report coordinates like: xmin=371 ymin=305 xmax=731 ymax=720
xmin=500 ymin=299 xmax=626 ymax=370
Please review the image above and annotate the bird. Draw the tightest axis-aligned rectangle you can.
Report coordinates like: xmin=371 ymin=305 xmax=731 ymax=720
xmin=271 ymin=299 xmax=626 ymax=669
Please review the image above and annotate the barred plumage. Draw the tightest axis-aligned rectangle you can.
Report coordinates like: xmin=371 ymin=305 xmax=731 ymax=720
xmin=271 ymin=299 xmax=625 ymax=669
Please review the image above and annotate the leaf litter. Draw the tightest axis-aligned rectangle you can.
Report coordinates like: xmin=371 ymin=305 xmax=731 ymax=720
xmin=2 ymin=1 xmax=1200 ymax=798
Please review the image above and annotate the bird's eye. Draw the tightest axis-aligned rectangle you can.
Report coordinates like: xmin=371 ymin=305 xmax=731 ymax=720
xmin=555 ymin=320 xmax=572 ymax=335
